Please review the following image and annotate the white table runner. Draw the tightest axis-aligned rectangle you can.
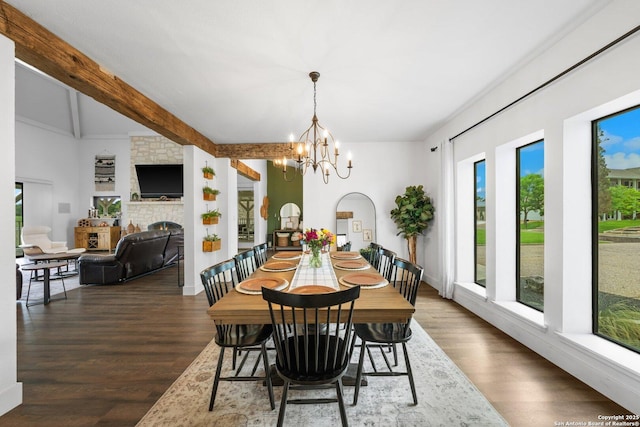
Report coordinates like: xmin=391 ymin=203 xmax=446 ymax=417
xmin=289 ymin=252 xmax=340 ymax=291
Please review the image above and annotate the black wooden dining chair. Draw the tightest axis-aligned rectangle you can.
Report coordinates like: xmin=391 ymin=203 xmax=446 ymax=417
xmin=367 ymin=242 xmax=383 ymax=266
xmin=262 ymin=286 xmax=361 ymax=427
xmin=253 ymin=242 xmax=269 ymax=267
xmin=200 ymin=260 xmax=275 ymax=411
xmin=351 ymin=257 xmax=423 ymax=406
xmin=338 ymin=241 xmax=352 ymax=251
xmin=234 ymin=248 xmax=257 ymax=282
xmin=376 ymin=247 xmax=396 ymax=281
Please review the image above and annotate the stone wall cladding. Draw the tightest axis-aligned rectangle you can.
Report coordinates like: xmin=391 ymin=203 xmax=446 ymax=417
xmin=127 ymin=136 xmax=184 ymax=230
xmin=130 ymin=136 xmax=183 ymax=195
xmin=126 ymin=202 xmax=184 ymax=231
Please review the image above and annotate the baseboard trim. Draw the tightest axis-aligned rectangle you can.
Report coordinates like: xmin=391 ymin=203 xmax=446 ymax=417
xmin=0 ymin=382 xmax=22 ymax=416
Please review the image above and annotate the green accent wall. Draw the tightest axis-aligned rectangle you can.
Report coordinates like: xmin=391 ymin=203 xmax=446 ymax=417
xmin=266 ymin=161 xmax=303 ymax=241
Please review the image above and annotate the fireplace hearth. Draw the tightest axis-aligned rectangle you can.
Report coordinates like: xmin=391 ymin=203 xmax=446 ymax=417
xmin=125 ymin=200 xmax=184 ymax=232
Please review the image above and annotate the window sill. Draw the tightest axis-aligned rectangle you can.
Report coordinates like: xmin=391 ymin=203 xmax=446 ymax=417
xmin=453 ymin=283 xmax=547 ymax=331
xmin=454 ymin=281 xmax=488 ymax=301
xmin=492 ymin=300 xmax=547 ymax=332
xmin=556 ymin=332 xmax=640 ymax=377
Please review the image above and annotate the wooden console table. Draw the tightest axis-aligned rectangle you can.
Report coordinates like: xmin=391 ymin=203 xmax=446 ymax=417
xmin=74 ymin=226 xmax=121 ymax=251
xmin=273 ymin=229 xmax=302 ymax=251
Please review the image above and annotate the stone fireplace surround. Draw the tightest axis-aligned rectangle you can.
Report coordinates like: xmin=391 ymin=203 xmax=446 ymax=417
xmin=125 ymin=136 xmax=184 ymax=230
xmin=125 ymin=200 xmax=184 ymax=231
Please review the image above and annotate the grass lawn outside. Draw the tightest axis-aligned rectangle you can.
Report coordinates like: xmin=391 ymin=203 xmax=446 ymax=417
xmin=475 ymin=220 xmax=544 ymax=245
xmin=598 ymin=219 xmax=640 ymax=233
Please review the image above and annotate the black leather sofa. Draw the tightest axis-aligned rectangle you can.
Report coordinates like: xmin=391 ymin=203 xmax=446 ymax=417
xmin=16 ymin=263 xmax=23 ymax=299
xmin=78 ymin=229 xmax=183 ymax=285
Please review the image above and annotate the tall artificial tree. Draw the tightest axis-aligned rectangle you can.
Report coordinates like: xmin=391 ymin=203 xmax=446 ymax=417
xmin=390 ymin=185 xmax=435 ymax=264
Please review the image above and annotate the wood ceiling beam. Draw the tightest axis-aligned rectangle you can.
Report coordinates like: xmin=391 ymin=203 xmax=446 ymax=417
xmin=217 ymin=143 xmax=291 ymax=160
xmin=230 ymin=159 xmax=260 ymax=181
xmin=0 ymin=1 xmax=218 ymax=156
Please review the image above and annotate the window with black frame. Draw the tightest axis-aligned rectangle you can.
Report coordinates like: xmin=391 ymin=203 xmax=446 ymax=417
xmin=593 ymin=105 xmax=640 ymax=353
xmin=474 ymin=160 xmax=486 ymax=286
xmin=516 ymin=140 xmax=544 ymax=311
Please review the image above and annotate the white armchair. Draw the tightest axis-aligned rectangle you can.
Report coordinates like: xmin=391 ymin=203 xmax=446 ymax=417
xmin=21 ymin=226 xmax=68 ymax=254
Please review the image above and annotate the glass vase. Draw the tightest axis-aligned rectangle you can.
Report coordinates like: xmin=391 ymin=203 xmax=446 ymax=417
xmin=309 ymin=246 xmax=322 ymax=268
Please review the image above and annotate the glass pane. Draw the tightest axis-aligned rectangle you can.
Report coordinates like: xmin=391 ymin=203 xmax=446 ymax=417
xmin=474 ymin=160 xmax=486 ymax=286
xmin=15 ymin=182 xmax=23 ymax=257
xmin=594 ymin=106 xmax=640 ymax=353
xmin=517 ymin=140 xmax=545 ymax=311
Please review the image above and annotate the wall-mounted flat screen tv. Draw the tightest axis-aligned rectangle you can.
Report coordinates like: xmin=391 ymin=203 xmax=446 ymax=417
xmin=135 ymin=164 xmax=184 ymax=199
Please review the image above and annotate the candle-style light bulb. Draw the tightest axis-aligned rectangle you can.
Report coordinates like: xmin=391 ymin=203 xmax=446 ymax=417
xmin=334 ymin=140 xmax=340 ymax=155
xmin=289 ymin=133 xmax=294 ymax=149
xmin=347 ymin=151 xmax=353 ymax=168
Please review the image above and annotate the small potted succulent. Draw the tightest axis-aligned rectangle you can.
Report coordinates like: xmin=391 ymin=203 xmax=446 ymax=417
xmin=202 ymin=233 xmax=221 ymax=252
xmin=203 ymin=185 xmax=220 ymax=201
xmin=201 ymin=209 xmax=222 ymax=225
xmin=202 ymin=166 xmax=215 ymax=179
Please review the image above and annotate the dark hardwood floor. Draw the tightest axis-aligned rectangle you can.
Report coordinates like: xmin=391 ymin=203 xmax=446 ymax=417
xmin=1 ymin=263 xmax=632 ymax=426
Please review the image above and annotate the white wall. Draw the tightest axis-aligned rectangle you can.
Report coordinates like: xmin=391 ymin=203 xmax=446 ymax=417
xmin=183 ymin=147 xmax=261 ymax=295
xmin=0 ymin=34 xmax=22 ymax=417
xmin=79 ymin=137 xmax=131 ymax=224
xmin=423 ymin=0 xmax=640 ymax=413
xmin=15 ymin=122 xmax=84 ymax=245
xmin=303 ymin=140 xmax=430 ymax=261
xmin=15 ymin=123 xmax=130 ymax=249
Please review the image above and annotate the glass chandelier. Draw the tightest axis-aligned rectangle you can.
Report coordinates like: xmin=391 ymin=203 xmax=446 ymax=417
xmin=279 ymin=71 xmax=352 ymax=183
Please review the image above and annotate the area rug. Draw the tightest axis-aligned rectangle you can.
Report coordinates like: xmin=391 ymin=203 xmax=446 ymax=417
xmin=137 ymin=322 xmax=508 ymax=426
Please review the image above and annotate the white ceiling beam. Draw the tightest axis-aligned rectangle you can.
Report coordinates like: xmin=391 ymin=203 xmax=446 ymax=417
xmin=68 ymin=88 xmax=81 ymax=139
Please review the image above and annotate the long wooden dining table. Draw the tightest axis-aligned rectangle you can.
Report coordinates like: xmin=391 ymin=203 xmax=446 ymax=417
xmin=207 ymin=251 xmax=415 ymax=325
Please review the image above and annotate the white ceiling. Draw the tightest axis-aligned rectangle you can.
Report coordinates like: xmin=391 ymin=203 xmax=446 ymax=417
xmin=10 ymin=0 xmax=605 ymax=143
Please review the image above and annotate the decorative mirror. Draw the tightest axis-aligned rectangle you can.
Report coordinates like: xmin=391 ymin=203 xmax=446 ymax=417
xmin=335 ymin=192 xmax=375 ymax=251
xmin=280 ymin=202 xmax=301 ymax=229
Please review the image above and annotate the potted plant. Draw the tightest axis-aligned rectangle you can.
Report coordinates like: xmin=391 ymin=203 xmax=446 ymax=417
xmin=202 ymin=233 xmax=221 ymax=252
xmin=203 ymin=185 xmax=220 ymax=201
xmin=390 ymin=185 xmax=435 ymax=264
xmin=359 ymin=246 xmax=374 ymax=263
xmin=201 ymin=209 xmax=222 ymax=225
xmin=202 ymin=166 xmax=215 ymax=179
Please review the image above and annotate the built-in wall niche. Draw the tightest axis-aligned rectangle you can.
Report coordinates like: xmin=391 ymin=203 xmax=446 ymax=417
xmin=335 ymin=192 xmax=376 ymax=252
xmin=92 ymin=196 xmax=121 ymax=218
